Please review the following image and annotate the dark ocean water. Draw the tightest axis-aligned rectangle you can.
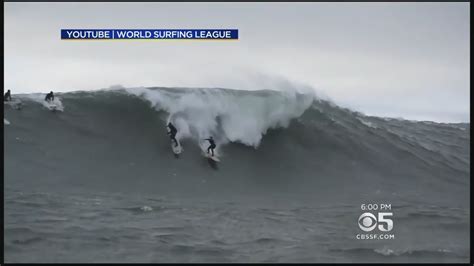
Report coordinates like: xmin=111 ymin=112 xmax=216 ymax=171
xmin=3 ymin=87 xmax=470 ymax=262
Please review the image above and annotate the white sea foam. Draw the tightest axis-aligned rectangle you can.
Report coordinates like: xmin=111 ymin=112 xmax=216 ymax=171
xmin=125 ymin=87 xmax=315 ymax=149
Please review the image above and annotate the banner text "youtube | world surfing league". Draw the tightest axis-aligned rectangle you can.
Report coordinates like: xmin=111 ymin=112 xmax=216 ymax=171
xmin=61 ymin=29 xmax=239 ymax=40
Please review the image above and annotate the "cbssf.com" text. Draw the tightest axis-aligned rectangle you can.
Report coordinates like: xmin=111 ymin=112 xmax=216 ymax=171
xmin=356 ymin=234 xmax=395 ymax=240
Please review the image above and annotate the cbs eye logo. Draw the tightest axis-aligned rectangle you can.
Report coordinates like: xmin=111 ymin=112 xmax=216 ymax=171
xmin=358 ymin=213 xmax=377 ymax=231
xmin=358 ymin=212 xmax=393 ymax=232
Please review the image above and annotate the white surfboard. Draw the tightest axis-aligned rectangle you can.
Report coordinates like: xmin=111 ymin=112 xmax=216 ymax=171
xmin=4 ymin=118 xmax=10 ymax=125
xmin=46 ymin=102 xmax=58 ymax=111
xmin=204 ymin=152 xmax=220 ymax=162
xmin=171 ymin=140 xmax=182 ymax=154
xmin=43 ymin=99 xmax=64 ymax=112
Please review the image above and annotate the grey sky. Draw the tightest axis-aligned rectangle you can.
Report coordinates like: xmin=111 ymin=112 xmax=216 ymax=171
xmin=4 ymin=2 xmax=470 ymax=122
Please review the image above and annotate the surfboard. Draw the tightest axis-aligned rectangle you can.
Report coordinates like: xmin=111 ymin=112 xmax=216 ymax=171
xmin=46 ymin=102 xmax=58 ymax=111
xmin=204 ymin=152 xmax=220 ymax=162
xmin=171 ymin=140 xmax=182 ymax=154
xmin=4 ymin=118 xmax=10 ymax=125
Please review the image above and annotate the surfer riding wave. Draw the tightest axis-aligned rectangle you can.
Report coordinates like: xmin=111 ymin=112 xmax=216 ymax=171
xmin=167 ymin=122 xmax=179 ymax=147
xmin=204 ymin=136 xmax=216 ymax=156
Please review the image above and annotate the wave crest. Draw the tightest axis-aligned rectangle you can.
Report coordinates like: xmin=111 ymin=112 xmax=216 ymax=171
xmin=125 ymin=87 xmax=315 ymax=148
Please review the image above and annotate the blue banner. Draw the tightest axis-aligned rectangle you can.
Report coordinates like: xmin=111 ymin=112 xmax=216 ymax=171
xmin=61 ymin=29 xmax=238 ymax=40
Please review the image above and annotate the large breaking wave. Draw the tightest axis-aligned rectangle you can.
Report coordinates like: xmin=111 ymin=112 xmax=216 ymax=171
xmin=125 ymin=87 xmax=314 ymax=149
xmin=3 ymin=86 xmax=470 ymax=205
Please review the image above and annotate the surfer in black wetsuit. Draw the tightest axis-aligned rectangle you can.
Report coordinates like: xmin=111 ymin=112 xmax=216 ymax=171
xmin=45 ymin=91 xmax=54 ymax=102
xmin=167 ymin=122 xmax=179 ymax=147
xmin=204 ymin=136 xmax=216 ymax=156
xmin=4 ymin=90 xmax=12 ymax=102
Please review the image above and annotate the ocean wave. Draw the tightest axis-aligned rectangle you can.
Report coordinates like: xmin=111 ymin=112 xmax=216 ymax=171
xmin=4 ymin=87 xmax=470 ymax=199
